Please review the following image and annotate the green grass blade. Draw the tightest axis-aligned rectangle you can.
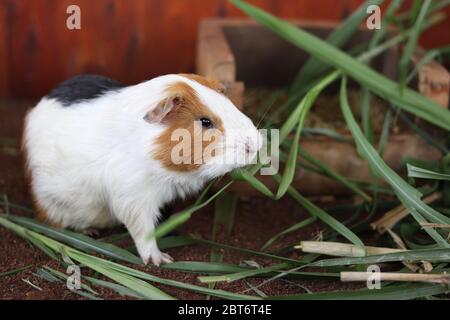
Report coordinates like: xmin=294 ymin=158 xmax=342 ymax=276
xmin=276 ymin=112 xmax=302 ymax=199
xmin=198 ymin=262 xmax=292 ymax=284
xmin=165 ymin=261 xmax=338 ymax=280
xmin=80 ymin=253 xmax=259 ymax=300
xmin=274 ymin=175 xmax=366 ymax=251
xmin=277 ymin=72 xmax=336 ymax=199
xmin=261 ymin=216 xmax=316 ymax=251
xmin=209 ymin=191 xmax=238 ymax=296
xmin=0 ymin=216 xmax=174 ymax=300
xmin=189 ymin=235 xmax=302 ymax=264
xmin=308 ymin=248 xmax=450 ymax=267
xmin=24 ymin=230 xmax=59 ymax=260
xmin=400 ymin=223 xmax=440 ymax=250
xmin=158 ymin=235 xmax=197 ymax=250
xmin=290 ymin=0 xmax=384 ymax=93
xmin=231 ymin=169 xmax=274 ymax=197
xmin=339 ymin=77 xmax=450 ymax=247
xmin=1 ymin=216 xmax=258 ymax=300
xmin=162 ymin=261 xmax=249 ymax=274
xmin=16 ymin=216 xmax=258 ymax=300
xmin=369 ymin=0 xmax=404 ymax=50
xmin=235 ymin=72 xmax=340 ymax=200
xmin=269 ymin=283 xmax=449 ymax=300
xmin=152 ymin=181 xmax=233 ymax=239
xmin=377 ymin=107 xmax=394 ymax=155
xmin=0 ymin=265 xmax=33 ymax=277
xmin=280 ymin=71 xmax=339 ymax=142
xmin=42 ymin=266 xmax=98 ymax=295
xmin=4 ymin=214 xmax=142 ymax=265
xmin=84 ymin=275 xmax=146 ymax=299
xmin=74 ymin=256 xmax=174 ymax=300
xmin=407 ymin=164 xmax=450 ymax=181
xmin=399 ymin=0 xmax=432 ymax=93
xmin=360 ymin=87 xmax=375 ymax=144
xmin=302 ymin=128 xmax=351 ymax=142
xmin=399 ymin=112 xmax=449 ymax=154
xmin=298 ymin=148 xmax=372 ymax=201
xmin=406 ymin=49 xmax=440 ymax=84
xmin=35 ymin=268 xmax=101 ymax=300
xmin=163 ymin=261 xmax=340 ymax=283
xmin=229 ymin=0 xmax=450 ymax=130
xmin=212 ymin=192 xmax=237 ymax=238
xmin=362 ymin=0 xmax=404 ymax=143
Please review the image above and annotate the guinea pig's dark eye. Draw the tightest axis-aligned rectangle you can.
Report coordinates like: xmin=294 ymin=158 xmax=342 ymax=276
xmin=200 ymin=117 xmax=214 ymax=128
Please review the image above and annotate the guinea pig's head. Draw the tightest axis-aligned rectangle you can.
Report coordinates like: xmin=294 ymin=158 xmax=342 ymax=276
xmin=146 ymin=74 xmax=263 ymax=180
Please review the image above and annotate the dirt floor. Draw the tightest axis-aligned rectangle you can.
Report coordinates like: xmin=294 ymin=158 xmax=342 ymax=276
xmin=0 ymin=99 xmax=374 ymax=300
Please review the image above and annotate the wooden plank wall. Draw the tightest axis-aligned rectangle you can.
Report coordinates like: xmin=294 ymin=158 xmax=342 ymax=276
xmin=0 ymin=0 xmax=448 ymax=98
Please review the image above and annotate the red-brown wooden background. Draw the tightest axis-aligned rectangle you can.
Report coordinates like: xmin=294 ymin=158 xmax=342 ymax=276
xmin=0 ymin=0 xmax=449 ymax=98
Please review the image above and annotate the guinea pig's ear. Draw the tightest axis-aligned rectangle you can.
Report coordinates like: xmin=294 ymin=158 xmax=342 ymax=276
xmin=217 ymin=81 xmax=227 ymax=95
xmin=144 ymin=95 xmax=183 ymax=123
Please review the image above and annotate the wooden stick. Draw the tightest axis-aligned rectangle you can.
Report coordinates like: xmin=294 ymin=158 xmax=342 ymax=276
xmin=296 ymin=241 xmax=406 ymax=257
xmin=371 ymin=192 xmax=441 ymax=234
xmin=341 ymin=271 xmax=449 ymax=285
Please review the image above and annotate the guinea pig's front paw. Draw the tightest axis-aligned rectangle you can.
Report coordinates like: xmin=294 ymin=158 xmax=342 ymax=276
xmin=149 ymin=251 xmax=174 ymax=266
xmin=140 ymin=247 xmax=174 ymax=266
xmin=135 ymin=238 xmax=174 ymax=266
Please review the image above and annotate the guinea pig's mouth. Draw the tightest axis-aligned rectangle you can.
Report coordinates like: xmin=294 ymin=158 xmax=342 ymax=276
xmin=197 ymin=144 xmax=262 ymax=180
xmin=208 ymin=145 xmax=260 ymax=167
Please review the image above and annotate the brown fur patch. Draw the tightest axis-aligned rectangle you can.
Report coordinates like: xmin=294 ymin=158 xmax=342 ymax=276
xmin=152 ymin=81 xmax=224 ymax=172
xmin=21 ymin=111 xmax=61 ymax=228
xmin=179 ymin=73 xmax=226 ymax=94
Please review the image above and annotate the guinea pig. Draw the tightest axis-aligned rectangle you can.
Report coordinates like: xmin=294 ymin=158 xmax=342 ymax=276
xmin=22 ymin=73 xmax=262 ymax=265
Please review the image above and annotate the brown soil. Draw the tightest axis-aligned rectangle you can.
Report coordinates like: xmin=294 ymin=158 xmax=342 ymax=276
xmin=0 ymin=99 xmax=372 ymax=300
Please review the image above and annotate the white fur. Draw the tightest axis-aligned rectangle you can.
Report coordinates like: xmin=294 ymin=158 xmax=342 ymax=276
xmin=23 ymin=74 xmax=261 ymax=265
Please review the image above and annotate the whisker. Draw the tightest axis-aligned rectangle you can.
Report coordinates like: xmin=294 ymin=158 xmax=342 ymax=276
xmin=256 ymin=90 xmax=281 ymax=129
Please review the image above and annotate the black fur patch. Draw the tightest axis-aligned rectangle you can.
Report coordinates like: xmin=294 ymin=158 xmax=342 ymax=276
xmin=47 ymin=74 xmax=124 ymax=106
